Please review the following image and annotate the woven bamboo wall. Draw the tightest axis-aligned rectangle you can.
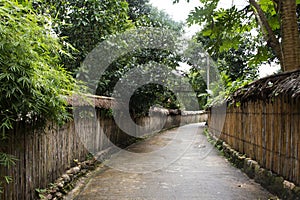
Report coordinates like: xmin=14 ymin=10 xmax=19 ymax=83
xmin=208 ymin=95 xmax=300 ymax=186
xmin=0 ymin=110 xmax=206 ymax=199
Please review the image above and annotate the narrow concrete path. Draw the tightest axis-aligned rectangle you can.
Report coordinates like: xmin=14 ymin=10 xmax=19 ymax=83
xmin=68 ymin=123 xmax=275 ymax=200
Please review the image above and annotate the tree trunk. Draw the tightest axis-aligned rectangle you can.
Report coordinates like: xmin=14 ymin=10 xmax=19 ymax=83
xmin=281 ymin=0 xmax=300 ymax=71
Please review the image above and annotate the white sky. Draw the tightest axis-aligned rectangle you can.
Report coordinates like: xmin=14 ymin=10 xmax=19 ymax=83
xmin=149 ymin=0 xmax=201 ymax=22
xmin=149 ymin=0 xmax=280 ymax=77
xmin=149 ymin=0 xmax=202 ymax=37
xmin=149 ymin=0 xmax=249 ymax=37
xmin=149 ymin=0 xmax=248 ymax=22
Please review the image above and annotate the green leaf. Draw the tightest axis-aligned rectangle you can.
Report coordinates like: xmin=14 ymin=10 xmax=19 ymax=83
xmin=4 ymin=176 xmax=12 ymax=184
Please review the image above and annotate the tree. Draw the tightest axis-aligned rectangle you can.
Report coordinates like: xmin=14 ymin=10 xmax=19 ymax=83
xmin=134 ymin=4 xmax=184 ymax=32
xmin=126 ymin=0 xmax=152 ymax=21
xmin=176 ymin=0 xmax=300 ymax=72
xmin=196 ymin=31 xmax=259 ymax=83
xmin=34 ymin=0 xmax=132 ymax=72
xmin=35 ymin=0 xmax=186 ymax=116
xmin=0 ymin=0 xmax=78 ymax=193
xmin=0 ymin=0 xmax=78 ymax=133
xmin=93 ymin=3 xmax=185 ymax=116
xmin=187 ymin=68 xmax=208 ymax=109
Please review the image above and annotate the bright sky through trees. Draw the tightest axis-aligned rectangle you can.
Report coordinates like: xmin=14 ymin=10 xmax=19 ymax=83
xmin=149 ymin=0 xmax=280 ymax=77
xmin=149 ymin=0 xmax=201 ymax=37
xmin=149 ymin=0 xmax=248 ymax=21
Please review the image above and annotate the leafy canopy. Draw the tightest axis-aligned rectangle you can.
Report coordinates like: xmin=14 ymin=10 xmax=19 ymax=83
xmin=0 ymin=0 xmax=77 ymax=132
xmin=180 ymin=0 xmax=300 ymax=71
xmin=93 ymin=2 xmax=185 ymax=115
xmin=0 ymin=0 xmax=79 ymax=193
xmin=34 ymin=0 xmax=132 ymax=72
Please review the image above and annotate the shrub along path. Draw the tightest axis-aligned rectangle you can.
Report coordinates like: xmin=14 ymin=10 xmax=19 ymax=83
xmin=66 ymin=123 xmax=276 ymax=200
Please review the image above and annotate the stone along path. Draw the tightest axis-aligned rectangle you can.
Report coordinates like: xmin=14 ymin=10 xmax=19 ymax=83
xmin=67 ymin=123 xmax=275 ymax=200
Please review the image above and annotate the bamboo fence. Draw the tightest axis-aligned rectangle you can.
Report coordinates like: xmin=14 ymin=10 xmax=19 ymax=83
xmin=0 ymin=107 xmax=206 ymax=199
xmin=208 ymin=95 xmax=300 ymax=186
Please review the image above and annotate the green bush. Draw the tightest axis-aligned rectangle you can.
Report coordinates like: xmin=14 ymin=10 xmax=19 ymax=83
xmin=34 ymin=0 xmax=132 ymax=72
xmin=0 ymin=0 xmax=78 ymax=192
xmin=0 ymin=0 xmax=77 ymax=131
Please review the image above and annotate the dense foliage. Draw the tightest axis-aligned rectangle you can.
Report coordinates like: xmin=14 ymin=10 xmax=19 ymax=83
xmin=0 ymin=0 xmax=76 ymax=131
xmin=34 ymin=0 xmax=132 ymax=72
xmin=182 ymin=0 xmax=300 ymax=71
xmin=195 ymin=32 xmax=259 ymax=94
xmin=173 ymin=0 xmax=300 ymax=105
xmin=93 ymin=2 xmax=185 ymax=116
xmin=35 ymin=0 xmax=187 ymax=116
xmin=0 ymin=0 xmax=78 ymax=192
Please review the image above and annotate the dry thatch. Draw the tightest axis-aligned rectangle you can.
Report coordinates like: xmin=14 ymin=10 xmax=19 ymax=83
xmin=67 ymin=94 xmax=119 ymax=109
xmin=230 ymin=69 xmax=300 ymax=102
xmin=149 ymin=106 xmax=182 ymax=116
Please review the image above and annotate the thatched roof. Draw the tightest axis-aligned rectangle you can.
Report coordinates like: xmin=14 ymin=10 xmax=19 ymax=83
xmin=149 ymin=106 xmax=182 ymax=116
xmin=230 ymin=69 xmax=300 ymax=102
xmin=68 ymin=70 xmax=300 ymax=108
xmin=67 ymin=94 xmax=119 ymax=109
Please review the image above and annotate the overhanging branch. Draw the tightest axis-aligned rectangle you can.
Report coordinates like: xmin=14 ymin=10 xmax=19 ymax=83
xmin=249 ymin=0 xmax=283 ymax=69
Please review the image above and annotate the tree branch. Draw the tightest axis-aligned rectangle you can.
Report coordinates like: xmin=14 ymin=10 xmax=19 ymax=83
xmin=249 ymin=0 xmax=283 ymax=69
